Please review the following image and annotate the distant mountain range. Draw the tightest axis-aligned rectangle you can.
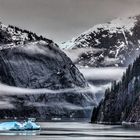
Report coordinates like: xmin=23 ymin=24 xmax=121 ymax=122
xmin=61 ymin=15 xmax=140 ymax=67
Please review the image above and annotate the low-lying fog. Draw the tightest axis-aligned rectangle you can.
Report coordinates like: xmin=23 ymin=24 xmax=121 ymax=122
xmin=79 ymin=67 xmax=126 ymax=102
xmin=0 ymin=67 xmax=126 ymax=109
xmin=79 ymin=67 xmax=126 ymax=81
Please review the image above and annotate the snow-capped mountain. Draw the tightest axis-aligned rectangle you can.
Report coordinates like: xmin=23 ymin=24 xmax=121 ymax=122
xmin=61 ymin=15 xmax=140 ymax=67
xmin=0 ymin=22 xmax=96 ymax=120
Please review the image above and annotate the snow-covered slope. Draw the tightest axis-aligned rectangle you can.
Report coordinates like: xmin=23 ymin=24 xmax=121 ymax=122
xmin=61 ymin=15 xmax=140 ymax=67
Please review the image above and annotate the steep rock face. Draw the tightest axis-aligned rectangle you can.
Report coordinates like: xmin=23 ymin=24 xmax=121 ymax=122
xmin=0 ymin=42 xmax=87 ymax=89
xmin=61 ymin=15 xmax=140 ymax=67
xmin=91 ymin=56 xmax=140 ymax=124
xmin=0 ymin=23 xmax=96 ymax=120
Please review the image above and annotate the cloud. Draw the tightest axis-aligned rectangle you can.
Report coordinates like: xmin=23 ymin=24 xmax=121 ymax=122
xmin=25 ymin=101 xmax=93 ymax=110
xmin=0 ymin=82 xmax=98 ymax=110
xmin=0 ymin=101 xmax=14 ymax=109
xmin=79 ymin=67 xmax=126 ymax=81
xmin=0 ymin=67 xmax=126 ymax=108
xmin=88 ymin=83 xmax=111 ymax=94
xmin=63 ymin=48 xmax=102 ymax=62
xmin=0 ymin=82 xmax=94 ymax=96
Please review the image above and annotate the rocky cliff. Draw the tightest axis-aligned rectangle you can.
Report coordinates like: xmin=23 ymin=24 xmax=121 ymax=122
xmin=0 ymin=22 xmax=96 ymax=120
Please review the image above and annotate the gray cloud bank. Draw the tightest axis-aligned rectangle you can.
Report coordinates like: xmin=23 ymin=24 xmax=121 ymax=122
xmin=79 ymin=67 xmax=126 ymax=80
xmin=0 ymin=0 xmax=140 ymax=43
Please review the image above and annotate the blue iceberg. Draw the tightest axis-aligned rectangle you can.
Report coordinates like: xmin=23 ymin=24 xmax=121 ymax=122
xmin=0 ymin=119 xmax=40 ymax=131
xmin=23 ymin=120 xmax=40 ymax=130
xmin=0 ymin=122 xmax=23 ymax=131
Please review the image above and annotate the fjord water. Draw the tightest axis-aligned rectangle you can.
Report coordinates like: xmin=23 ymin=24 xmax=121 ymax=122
xmin=0 ymin=122 xmax=140 ymax=140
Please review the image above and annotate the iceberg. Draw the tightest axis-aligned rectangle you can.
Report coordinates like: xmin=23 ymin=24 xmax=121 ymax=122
xmin=23 ymin=120 xmax=40 ymax=130
xmin=0 ymin=119 xmax=40 ymax=131
xmin=0 ymin=122 xmax=23 ymax=131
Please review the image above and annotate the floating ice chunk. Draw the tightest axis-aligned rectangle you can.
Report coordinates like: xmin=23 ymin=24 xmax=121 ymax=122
xmin=0 ymin=120 xmax=40 ymax=131
xmin=23 ymin=121 xmax=40 ymax=130
xmin=0 ymin=122 xmax=23 ymax=131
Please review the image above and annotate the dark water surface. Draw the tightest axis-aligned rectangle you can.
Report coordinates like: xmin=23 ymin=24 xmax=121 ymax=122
xmin=0 ymin=122 xmax=140 ymax=140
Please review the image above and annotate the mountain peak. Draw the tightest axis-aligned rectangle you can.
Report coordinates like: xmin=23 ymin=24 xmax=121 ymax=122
xmin=61 ymin=15 xmax=140 ymax=67
xmin=61 ymin=15 xmax=137 ymax=49
xmin=0 ymin=22 xmax=54 ymax=51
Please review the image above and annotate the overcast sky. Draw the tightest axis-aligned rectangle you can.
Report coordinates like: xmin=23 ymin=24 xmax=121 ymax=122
xmin=0 ymin=0 xmax=140 ymax=43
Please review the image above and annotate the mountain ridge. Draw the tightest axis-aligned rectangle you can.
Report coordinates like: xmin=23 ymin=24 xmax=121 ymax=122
xmin=61 ymin=15 xmax=140 ymax=67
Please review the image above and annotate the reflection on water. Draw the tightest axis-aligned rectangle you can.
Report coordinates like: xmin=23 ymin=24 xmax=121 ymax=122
xmin=0 ymin=122 xmax=140 ymax=140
